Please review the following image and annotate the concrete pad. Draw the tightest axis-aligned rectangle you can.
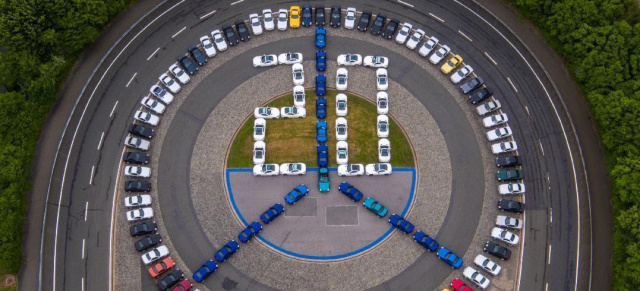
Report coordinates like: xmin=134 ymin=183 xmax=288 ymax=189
xmin=326 ymin=206 xmax=358 ymax=226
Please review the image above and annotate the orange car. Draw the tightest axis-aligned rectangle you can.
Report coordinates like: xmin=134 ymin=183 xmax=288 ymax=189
xmin=289 ymin=6 xmax=301 ymax=28
xmin=148 ymin=256 xmax=175 ymax=278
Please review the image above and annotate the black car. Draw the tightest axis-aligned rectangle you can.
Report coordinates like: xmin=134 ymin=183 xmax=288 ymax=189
xmin=135 ymin=234 xmax=162 ymax=252
xmin=177 ymin=55 xmax=197 ymax=75
xmin=468 ymin=88 xmax=493 ymax=104
xmin=235 ymin=21 xmax=250 ymax=41
xmin=188 ymin=46 xmax=207 ymax=66
xmin=460 ymin=77 xmax=484 ymax=94
xmin=123 ymin=152 xmax=149 ymax=164
xmin=129 ymin=124 xmax=154 ymax=139
xmin=370 ymin=14 xmax=386 ymax=35
xmin=497 ymin=199 xmax=525 ymax=213
xmin=302 ymin=5 xmax=312 ymax=26
xmin=315 ymin=5 xmax=325 ymax=26
xmin=382 ymin=19 xmax=399 ymax=38
xmin=125 ymin=180 xmax=151 ymax=192
xmin=484 ymin=241 xmax=512 ymax=260
xmin=129 ymin=221 xmax=157 ymax=237
xmin=222 ymin=25 xmax=239 ymax=46
xmin=157 ymin=269 xmax=184 ymax=291
xmin=357 ymin=11 xmax=371 ymax=32
xmin=330 ymin=6 xmax=341 ymax=27
xmin=496 ymin=155 xmax=521 ymax=167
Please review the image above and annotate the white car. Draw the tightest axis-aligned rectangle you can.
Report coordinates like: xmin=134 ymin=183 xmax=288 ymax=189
xmin=253 ymin=164 xmax=279 ymax=176
xmin=292 ymin=63 xmax=304 ymax=85
xmin=125 ymin=136 xmax=150 ymax=151
xmin=419 ymin=36 xmax=439 ymax=57
xmin=337 ymin=54 xmax=363 ymax=66
xmin=336 ymin=68 xmax=348 ymax=90
xmin=363 ymin=56 xmax=389 ymax=68
xmin=338 ymin=164 xmax=365 ymax=176
xmin=254 ymin=107 xmax=280 ymax=119
xmin=395 ymin=22 xmax=412 ymax=44
xmin=451 ymin=65 xmax=474 ymax=84
xmin=377 ymin=115 xmax=389 ymax=138
xmin=377 ymin=92 xmax=389 ymax=114
xmin=376 ymin=68 xmax=389 ymax=90
xmin=249 ymin=13 xmax=263 ymax=35
xmin=491 ymin=141 xmax=518 ymax=154
xmin=263 ymin=9 xmax=275 ymax=31
xmin=336 ymin=141 xmax=349 ymax=165
xmin=277 ymin=9 xmax=288 ymax=30
xmin=335 ymin=117 xmax=348 ymax=141
xmin=474 ymin=255 xmax=502 ymax=277
xmin=134 ymin=110 xmax=160 ymax=126
xmin=344 ymin=7 xmax=356 ymax=29
xmin=159 ymin=73 xmax=181 ymax=93
xmin=141 ymin=245 xmax=169 ymax=265
xmin=124 ymin=166 xmax=151 ymax=178
xmin=149 ymin=85 xmax=174 ymax=104
xmin=168 ymin=64 xmax=190 ymax=84
xmin=253 ymin=118 xmax=266 ymax=141
xmin=365 ymin=163 xmax=392 ymax=176
xmin=199 ymin=36 xmax=217 ymax=57
xmin=378 ymin=138 xmax=391 ymax=162
xmin=476 ymin=100 xmax=502 ymax=116
xmin=141 ymin=97 xmax=165 ymax=114
xmin=483 ymin=113 xmax=509 ymax=128
xmin=279 ymin=163 xmax=306 ymax=175
xmin=124 ymin=195 xmax=152 ymax=208
xmin=278 ymin=52 xmax=303 ymax=64
xmin=491 ymin=227 xmax=520 ymax=246
xmin=463 ymin=267 xmax=491 ymax=289
xmin=210 ymin=29 xmax=228 ymax=52
xmin=487 ymin=126 xmax=513 ymax=141
xmin=406 ymin=29 xmax=425 ymax=49
xmin=496 ymin=215 xmax=523 ymax=230
xmin=253 ymin=141 xmax=266 ymax=164
xmin=293 ymin=85 xmax=305 ymax=108
xmin=336 ymin=93 xmax=347 ymax=116
xmin=281 ymin=106 xmax=306 ymax=118
xmin=499 ymin=183 xmax=525 ymax=195
xmin=127 ymin=207 xmax=154 ymax=222
xmin=429 ymin=45 xmax=451 ymax=64
xmin=253 ymin=54 xmax=278 ymax=67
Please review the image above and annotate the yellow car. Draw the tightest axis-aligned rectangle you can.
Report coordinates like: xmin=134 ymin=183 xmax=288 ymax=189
xmin=441 ymin=55 xmax=463 ymax=74
xmin=289 ymin=6 xmax=301 ymax=28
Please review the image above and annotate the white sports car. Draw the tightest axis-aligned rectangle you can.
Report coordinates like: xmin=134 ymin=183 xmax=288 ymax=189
xmin=159 ymin=73 xmax=181 ymax=93
xmin=376 ymin=68 xmax=389 ymax=91
xmin=429 ymin=45 xmax=451 ymax=64
xmin=337 ymin=54 xmax=363 ymax=66
xmin=491 ymin=227 xmax=520 ymax=246
xmin=124 ymin=195 xmax=152 ymax=208
xmin=292 ymin=63 xmax=304 ymax=85
xmin=498 ymin=183 xmax=525 ymax=195
xmin=474 ymin=254 xmax=502 ymax=276
xmin=491 ymin=141 xmax=518 ymax=154
xmin=377 ymin=115 xmax=389 ymax=138
xmin=336 ymin=93 xmax=347 ymax=116
xmin=141 ymin=97 xmax=166 ymax=114
xmin=253 ymin=164 xmax=279 ymax=176
xmin=377 ymin=92 xmax=389 ymax=114
xmin=168 ymin=64 xmax=190 ymax=84
xmin=338 ymin=164 xmax=365 ymax=176
xmin=450 ymin=65 xmax=474 ymax=84
xmin=127 ymin=207 xmax=154 ymax=222
xmin=419 ymin=36 xmax=439 ymax=57
xmin=124 ymin=166 xmax=151 ymax=178
xmin=200 ymin=35 xmax=217 ymax=57
xmin=495 ymin=215 xmax=523 ymax=230
xmin=253 ymin=54 xmax=278 ymax=67
xmin=363 ymin=56 xmax=389 ymax=68
xmin=463 ymin=267 xmax=491 ymax=289
xmin=249 ymin=13 xmax=263 ymax=35
xmin=149 ymin=85 xmax=174 ymax=104
xmin=378 ymin=138 xmax=391 ymax=162
xmin=395 ymin=22 xmax=412 ymax=44
xmin=253 ymin=141 xmax=266 ymax=164
xmin=253 ymin=118 xmax=266 ymax=141
xmin=476 ymin=100 xmax=501 ymax=116
xmin=344 ymin=7 xmax=356 ymax=29
xmin=483 ymin=113 xmax=508 ymax=128
xmin=141 ymin=246 xmax=168 ymax=265
xmin=124 ymin=136 xmax=150 ymax=151
xmin=279 ymin=163 xmax=306 ymax=175
xmin=336 ymin=68 xmax=348 ymax=90
xmin=277 ymin=9 xmax=288 ymax=31
xmin=281 ymin=106 xmax=306 ymax=118
xmin=278 ymin=52 xmax=303 ymax=64
xmin=293 ymin=85 xmax=306 ymax=108
xmin=254 ymin=107 xmax=280 ymax=119
xmin=335 ymin=117 xmax=348 ymax=141
xmin=487 ymin=126 xmax=513 ymax=141
xmin=263 ymin=9 xmax=275 ymax=31
xmin=210 ymin=29 xmax=228 ymax=52
xmin=336 ymin=141 xmax=349 ymax=165
xmin=365 ymin=163 xmax=392 ymax=176
xmin=134 ymin=110 xmax=160 ymax=126
xmin=406 ymin=29 xmax=425 ymax=49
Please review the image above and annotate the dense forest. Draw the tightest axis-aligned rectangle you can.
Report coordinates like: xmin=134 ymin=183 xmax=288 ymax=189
xmin=0 ymin=0 xmax=131 ymax=272
xmin=509 ymin=0 xmax=640 ymax=289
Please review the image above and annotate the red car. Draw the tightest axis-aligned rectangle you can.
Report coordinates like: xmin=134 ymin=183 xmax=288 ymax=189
xmin=171 ymin=279 xmax=193 ymax=291
xmin=148 ymin=256 xmax=175 ymax=279
xmin=451 ymin=278 xmax=474 ymax=291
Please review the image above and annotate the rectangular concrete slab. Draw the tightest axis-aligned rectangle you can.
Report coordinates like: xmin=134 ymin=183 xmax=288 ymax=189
xmin=326 ymin=205 xmax=359 ymax=226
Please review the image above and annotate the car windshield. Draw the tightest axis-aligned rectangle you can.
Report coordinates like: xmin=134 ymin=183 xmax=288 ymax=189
xmin=350 ymin=165 xmax=360 ymax=171
xmin=254 ymin=150 xmax=263 ymax=158
xmin=259 ymin=108 xmax=269 ymax=115
xmin=379 ymin=122 xmax=388 ymax=131
xmin=337 ymin=101 xmax=346 ymax=109
xmin=317 ymin=10 xmax=324 ymax=17
xmin=348 ymin=55 xmax=357 ymax=61
xmin=346 ymin=13 xmax=355 ymax=20
xmin=424 ymin=42 xmax=434 ymax=49
xmin=255 ymin=127 xmax=263 ymax=134
xmin=303 ymin=9 xmax=311 ymax=17
xmin=400 ymin=27 xmax=408 ymax=35
xmin=374 ymin=18 xmax=383 ymax=26
xmin=436 ymin=49 xmax=444 ymax=57
xmin=214 ymin=35 xmax=224 ymax=43
xmin=204 ymin=42 xmax=213 ymax=49
xmin=164 ymin=78 xmax=175 ymax=86
xmin=337 ymin=126 xmax=346 ymax=134
xmin=252 ymin=20 xmax=260 ymax=26
xmin=379 ymin=100 xmax=387 ymax=107
xmin=288 ymin=53 xmax=298 ymax=60
xmin=411 ymin=34 xmax=420 ymax=41
xmin=264 ymin=165 xmax=275 ymax=171
xmin=295 ymin=93 xmax=303 ymax=101
xmin=294 ymin=71 xmax=302 ymax=78
xmin=173 ymin=68 xmax=184 ymax=77
xmin=183 ymin=57 xmax=194 ymax=67
xmin=381 ymin=148 xmax=389 ymax=155
xmin=332 ymin=11 xmax=340 ymax=19
xmin=485 ymin=102 xmax=495 ymax=110
xmin=265 ymin=15 xmax=272 ymax=22
xmin=286 ymin=107 xmax=297 ymax=114
xmin=226 ymin=29 xmax=235 ymax=37
xmin=192 ymin=49 xmax=203 ymax=58
xmin=338 ymin=76 xmax=346 ymax=84
xmin=375 ymin=57 xmax=383 ymax=63
xmin=378 ymin=76 xmax=387 ymax=84
xmin=338 ymin=151 xmax=347 ymax=158
xmin=279 ymin=14 xmax=287 ymax=21
xmin=238 ymin=25 xmax=247 ymax=33
xmin=263 ymin=55 xmax=273 ymax=62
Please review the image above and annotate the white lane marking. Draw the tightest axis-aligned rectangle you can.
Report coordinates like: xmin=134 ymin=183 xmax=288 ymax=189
xmin=539 ymin=139 xmax=545 ymax=155
xmin=484 ymin=52 xmax=498 ymax=65
xmin=200 ymin=9 xmax=217 ymax=20
xmin=546 ymin=283 xmax=549 ymax=291
xmin=109 ymin=147 xmax=125 ymax=291
xmin=524 ymin=105 xmax=530 ymax=116
xmin=429 ymin=13 xmax=444 ymax=22
xmin=109 ymin=101 xmax=118 ymax=118
xmin=172 ymin=26 xmax=187 ymax=38
xmin=84 ymin=202 xmax=88 ymax=221
xmin=81 ymin=277 xmax=84 ymax=291
xmin=507 ymin=77 xmax=518 ymax=92
xmin=397 ymin=0 xmax=414 ymax=8
xmin=548 ymin=244 xmax=552 ymax=264
xmin=458 ymin=30 xmax=473 ymax=42
xmin=97 ymin=132 xmax=105 ymax=150
xmin=547 ymin=172 xmax=551 ymax=184
xmin=230 ymin=0 xmax=244 ymax=5
xmin=89 ymin=166 xmax=95 ymax=185
xmin=550 ymin=207 xmax=553 ymax=224
xmin=125 ymin=72 xmax=137 ymax=87
xmin=81 ymin=239 xmax=85 ymax=260
xmin=146 ymin=47 xmax=160 ymax=61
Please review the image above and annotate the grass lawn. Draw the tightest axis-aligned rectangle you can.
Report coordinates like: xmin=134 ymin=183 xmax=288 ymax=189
xmin=227 ymin=90 xmax=414 ymax=168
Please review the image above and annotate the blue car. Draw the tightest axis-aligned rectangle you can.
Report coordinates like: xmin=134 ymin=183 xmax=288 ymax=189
xmin=338 ymin=182 xmax=364 ymax=202
xmin=316 ymin=120 xmax=327 ymax=143
xmin=319 ymin=167 xmax=330 ymax=192
xmin=238 ymin=221 xmax=263 ymax=243
xmin=363 ymin=197 xmax=388 ymax=217
xmin=317 ymin=144 xmax=328 ymax=167
xmin=316 ymin=50 xmax=326 ymax=71
xmin=192 ymin=259 xmax=218 ymax=282
xmin=388 ymin=214 xmax=414 ymax=234
xmin=316 ymin=97 xmax=327 ymax=119
xmin=437 ymin=247 xmax=463 ymax=269
xmin=260 ymin=203 xmax=285 ymax=224
xmin=316 ymin=75 xmax=326 ymax=96
xmin=214 ymin=240 xmax=239 ymax=262
xmin=302 ymin=5 xmax=313 ymax=26
xmin=413 ymin=231 xmax=439 ymax=252
xmin=315 ymin=27 xmax=326 ymax=48
xmin=284 ymin=184 xmax=309 ymax=205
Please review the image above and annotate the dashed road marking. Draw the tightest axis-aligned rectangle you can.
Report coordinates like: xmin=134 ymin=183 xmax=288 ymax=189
xmin=125 ymin=72 xmax=137 ymax=88
xmin=97 ymin=132 xmax=105 ymax=150
xmin=84 ymin=202 xmax=88 ymax=221
xmin=397 ymin=0 xmax=414 ymax=8
xmin=81 ymin=239 xmax=85 ymax=259
xmin=429 ymin=13 xmax=444 ymax=22
xmin=539 ymin=139 xmax=545 ymax=156
xmin=230 ymin=0 xmax=244 ymax=5
xmin=550 ymin=207 xmax=553 ymax=224
xmin=89 ymin=166 xmax=95 ymax=185
xmin=200 ymin=9 xmax=216 ymax=20
xmin=548 ymin=244 xmax=552 ymax=264
xmin=458 ymin=30 xmax=473 ymax=42
xmin=109 ymin=101 xmax=118 ymax=118
xmin=524 ymin=105 xmax=530 ymax=116
xmin=146 ymin=47 xmax=160 ymax=61
xmin=484 ymin=52 xmax=497 ymax=65
xmin=172 ymin=26 xmax=187 ymax=38
xmin=507 ymin=77 xmax=518 ymax=92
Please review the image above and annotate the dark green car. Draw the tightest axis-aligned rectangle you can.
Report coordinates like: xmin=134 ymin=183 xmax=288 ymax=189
xmin=496 ymin=170 xmax=523 ymax=181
